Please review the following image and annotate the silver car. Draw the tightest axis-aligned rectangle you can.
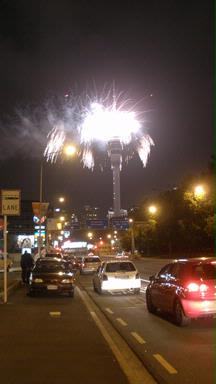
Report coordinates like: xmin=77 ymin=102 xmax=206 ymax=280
xmin=80 ymin=255 xmax=101 ymax=274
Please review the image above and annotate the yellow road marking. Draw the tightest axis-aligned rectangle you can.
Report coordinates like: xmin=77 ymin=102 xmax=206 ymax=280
xmin=105 ymin=307 xmax=114 ymax=314
xmin=116 ymin=317 xmax=127 ymax=326
xmin=131 ymin=331 xmax=146 ymax=344
xmin=49 ymin=311 xmax=61 ymax=317
xmin=153 ymin=354 xmax=177 ymax=374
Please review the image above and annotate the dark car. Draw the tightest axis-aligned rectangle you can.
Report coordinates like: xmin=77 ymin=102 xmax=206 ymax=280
xmin=146 ymin=258 xmax=216 ymax=326
xmin=29 ymin=258 xmax=76 ymax=297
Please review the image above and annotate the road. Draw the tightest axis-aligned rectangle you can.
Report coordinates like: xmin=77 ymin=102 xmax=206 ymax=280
xmin=78 ymin=258 xmax=215 ymax=384
xmin=0 ymin=258 xmax=215 ymax=384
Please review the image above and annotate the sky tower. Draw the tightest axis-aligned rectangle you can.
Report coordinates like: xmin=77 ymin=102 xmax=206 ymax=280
xmin=108 ymin=139 xmax=123 ymax=217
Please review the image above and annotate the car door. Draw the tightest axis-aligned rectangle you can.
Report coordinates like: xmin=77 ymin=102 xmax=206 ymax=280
xmin=151 ymin=264 xmax=173 ymax=310
xmin=160 ymin=263 xmax=181 ymax=312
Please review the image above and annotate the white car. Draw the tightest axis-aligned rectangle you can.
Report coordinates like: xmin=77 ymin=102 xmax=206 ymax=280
xmin=93 ymin=260 xmax=141 ymax=294
xmin=80 ymin=255 xmax=101 ymax=274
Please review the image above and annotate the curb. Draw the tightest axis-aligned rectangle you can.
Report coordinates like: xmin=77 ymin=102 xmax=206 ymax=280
xmin=0 ymin=280 xmax=21 ymax=300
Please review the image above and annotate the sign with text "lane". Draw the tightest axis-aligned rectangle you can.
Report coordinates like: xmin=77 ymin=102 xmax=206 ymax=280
xmin=1 ymin=190 xmax=21 ymax=215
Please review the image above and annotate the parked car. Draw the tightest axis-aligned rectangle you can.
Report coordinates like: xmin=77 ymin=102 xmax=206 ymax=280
xmin=29 ymin=258 xmax=76 ymax=297
xmin=0 ymin=254 xmax=13 ymax=271
xmin=93 ymin=260 xmax=141 ymax=294
xmin=146 ymin=258 xmax=216 ymax=326
xmin=80 ymin=255 xmax=101 ymax=274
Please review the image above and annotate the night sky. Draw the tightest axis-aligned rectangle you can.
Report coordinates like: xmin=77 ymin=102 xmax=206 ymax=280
xmin=0 ymin=0 xmax=214 ymax=213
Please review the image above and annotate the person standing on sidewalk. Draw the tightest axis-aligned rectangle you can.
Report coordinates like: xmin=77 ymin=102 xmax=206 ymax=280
xmin=20 ymin=251 xmax=34 ymax=284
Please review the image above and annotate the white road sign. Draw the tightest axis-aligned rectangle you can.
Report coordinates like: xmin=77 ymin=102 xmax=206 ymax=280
xmin=1 ymin=190 xmax=21 ymax=216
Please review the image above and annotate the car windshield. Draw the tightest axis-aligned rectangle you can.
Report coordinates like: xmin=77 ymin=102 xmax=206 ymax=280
xmin=106 ymin=262 xmax=136 ymax=273
xmin=45 ymin=253 xmax=62 ymax=258
xmin=85 ymin=257 xmax=100 ymax=263
xmin=34 ymin=261 xmax=67 ymax=273
xmin=190 ymin=263 xmax=215 ymax=280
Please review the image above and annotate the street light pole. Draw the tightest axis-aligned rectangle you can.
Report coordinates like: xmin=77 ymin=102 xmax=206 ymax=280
xmin=129 ymin=219 xmax=135 ymax=256
xmin=38 ymin=161 xmax=43 ymax=257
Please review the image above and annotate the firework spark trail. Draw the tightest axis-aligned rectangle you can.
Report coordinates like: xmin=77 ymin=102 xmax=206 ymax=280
xmin=44 ymin=123 xmax=66 ymax=162
xmin=44 ymin=88 xmax=155 ymax=169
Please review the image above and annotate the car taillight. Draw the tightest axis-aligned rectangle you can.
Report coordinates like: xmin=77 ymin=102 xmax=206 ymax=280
xmin=135 ymin=272 xmax=140 ymax=279
xmin=186 ymin=282 xmax=208 ymax=293
xmin=102 ymin=274 xmax=108 ymax=281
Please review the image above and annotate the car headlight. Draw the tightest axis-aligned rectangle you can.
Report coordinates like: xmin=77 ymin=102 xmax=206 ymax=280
xmin=33 ymin=278 xmax=43 ymax=283
xmin=61 ymin=279 xmax=72 ymax=284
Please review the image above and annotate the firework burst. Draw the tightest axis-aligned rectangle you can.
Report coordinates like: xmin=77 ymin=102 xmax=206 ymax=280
xmin=44 ymin=86 xmax=154 ymax=169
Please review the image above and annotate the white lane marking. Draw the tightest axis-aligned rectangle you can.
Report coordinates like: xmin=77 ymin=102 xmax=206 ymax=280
xmin=131 ymin=332 xmax=146 ymax=344
xmin=78 ymin=287 xmax=156 ymax=384
xmin=105 ymin=307 xmax=114 ymax=314
xmin=153 ymin=354 xmax=177 ymax=374
xmin=49 ymin=311 xmax=61 ymax=317
xmin=116 ymin=317 xmax=127 ymax=326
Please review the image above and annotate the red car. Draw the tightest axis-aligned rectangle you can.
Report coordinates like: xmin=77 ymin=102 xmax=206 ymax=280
xmin=146 ymin=258 xmax=215 ymax=326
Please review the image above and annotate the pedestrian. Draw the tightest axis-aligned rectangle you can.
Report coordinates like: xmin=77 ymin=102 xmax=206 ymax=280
xmin=20 ymin=251 xmax=34 ymax=284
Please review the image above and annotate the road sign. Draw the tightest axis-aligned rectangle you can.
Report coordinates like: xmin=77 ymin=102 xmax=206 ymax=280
xmin=1 ymin=190 xmax=21 ymax=216
xmin=32 ymin=202 xmax=49 ymax=217
xmin=86 ymin=219 xmax=108 ymax=229
xmin=111 ymin=218 xmax=129 ymax=229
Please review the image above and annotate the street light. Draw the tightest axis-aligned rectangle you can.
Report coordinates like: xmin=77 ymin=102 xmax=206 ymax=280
xmin=59 ymin=197 xmax=65 ymax=203
xmin=194 ymin=185 xmax=205 ymax=199
xmin=87 ymin=232 xmax=93 ymax=240
xmin=129 ymin=218 xmax=135 ymax=256
xmin=148 ymin=205 xmax=157 ymax=215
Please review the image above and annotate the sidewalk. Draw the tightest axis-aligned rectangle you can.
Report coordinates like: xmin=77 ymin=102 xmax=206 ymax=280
xmin=0 ymin=271 xmax=21 ymax=300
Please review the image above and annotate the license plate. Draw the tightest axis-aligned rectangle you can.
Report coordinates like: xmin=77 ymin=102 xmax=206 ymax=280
xmin=116 ymin=276 xmax=129 ymax=279
xmin=47 ymin=285 xmax=58 ymax=290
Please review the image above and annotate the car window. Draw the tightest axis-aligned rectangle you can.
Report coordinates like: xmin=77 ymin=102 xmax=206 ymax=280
xmin=85 ymin=257 xmax=100 ymax=263
xmin=158 ymin=264 xmax=172 ymax=279
xmin=169 ymin=263 xmax=182 ymax=279
xmin=105 ymin=262 xmax=136 ymax=273
xmin=34 ymin=261 xmax=66 ymax=273
xmin=190 ymin=263 xmax=215 ymax=280
xmin=45 ymin=253 xmax=62 ymax=259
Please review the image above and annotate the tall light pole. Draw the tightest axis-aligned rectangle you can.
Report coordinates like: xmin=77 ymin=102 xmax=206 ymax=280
xmin=129 ymin=218 xmax=135 ymax=256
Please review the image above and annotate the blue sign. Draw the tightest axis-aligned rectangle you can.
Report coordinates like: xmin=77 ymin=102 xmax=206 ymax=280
xmin=86 ymin=219 xmax=108 ymax=229
xmin=111 ymin=218 xmax=129 ymax=229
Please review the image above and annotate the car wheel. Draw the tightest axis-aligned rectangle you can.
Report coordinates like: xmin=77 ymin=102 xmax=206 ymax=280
xmin=146 ymin=290 xmax=157 ymax=313
xmin=174 ymin=299 xmax=191 ymax=326
xmin=134 ymin=288 xmax=140 ymax=295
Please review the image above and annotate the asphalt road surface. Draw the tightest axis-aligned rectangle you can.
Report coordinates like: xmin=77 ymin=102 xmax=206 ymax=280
xmin=0 ymin=258 xmax=215 ymax=384
xmin=78 ymin=258 xmax=215 ymax=384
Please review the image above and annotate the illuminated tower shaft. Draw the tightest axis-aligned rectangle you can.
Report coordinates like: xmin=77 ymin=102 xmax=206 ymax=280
xmin=108 ymin=140 xmax=122 ymax=217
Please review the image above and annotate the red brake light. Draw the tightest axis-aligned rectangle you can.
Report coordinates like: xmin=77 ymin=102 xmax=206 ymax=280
xmin=200 ymin=283 xmax=208 ymax=292
xmin=187 ymin=283 xmax=199 ymax=292
xmin=186 ymin=282 xmax=208 ymax=293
